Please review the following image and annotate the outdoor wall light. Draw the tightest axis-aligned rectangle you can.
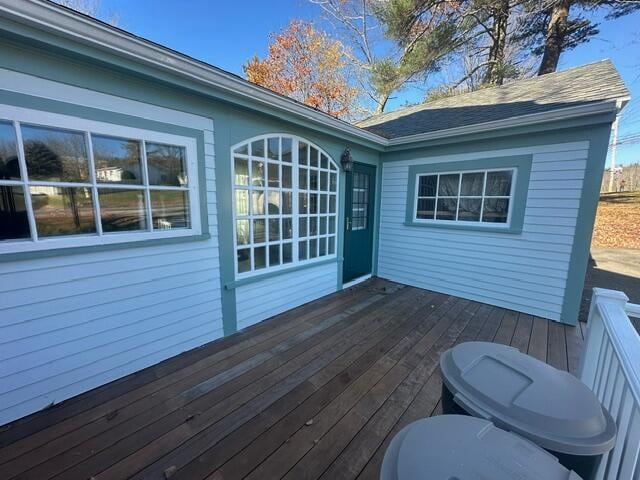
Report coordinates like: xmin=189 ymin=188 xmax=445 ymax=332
xmin=340 ymin=147 xmax=354 ymax=172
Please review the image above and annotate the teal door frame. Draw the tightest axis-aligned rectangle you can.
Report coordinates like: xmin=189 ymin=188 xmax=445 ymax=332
xmin=343 ymin=162 xmax=376 ymax=283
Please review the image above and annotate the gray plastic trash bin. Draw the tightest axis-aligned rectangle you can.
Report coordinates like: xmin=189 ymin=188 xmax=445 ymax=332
xmin=381 ymin=415 xmax=582 ymax=480
xmin=440 ymin=342 xmax=617 ymax=480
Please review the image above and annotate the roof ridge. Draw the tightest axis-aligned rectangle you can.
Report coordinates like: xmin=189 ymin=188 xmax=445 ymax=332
xmin=358 ymin=60 xmax=616 ymax=127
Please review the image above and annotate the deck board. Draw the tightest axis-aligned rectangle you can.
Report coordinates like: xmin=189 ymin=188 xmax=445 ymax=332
xmin=0 ymin=279 xmax=581 ymax=480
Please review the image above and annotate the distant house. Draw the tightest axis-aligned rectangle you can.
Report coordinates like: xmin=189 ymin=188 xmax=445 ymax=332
xmin=0 ymin=0 xmax=630 ymax=426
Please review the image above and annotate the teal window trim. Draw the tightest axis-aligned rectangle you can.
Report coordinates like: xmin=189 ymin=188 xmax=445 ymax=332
xmin=404 ymin=155 xmax=532 ymax=234
xmin=225 ymin=256 xmax=340 ymax=290
xmin=0 ymin=90 xmax=211 ymax=260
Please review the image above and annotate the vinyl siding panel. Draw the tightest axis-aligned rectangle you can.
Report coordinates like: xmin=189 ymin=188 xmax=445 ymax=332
xmin=0 ymin=79 xmax=222 ymax=426
xmin=377 ymin=143 xmax=589 ymax=322
xmin=235 ymin=262 xmax=338 ymax=330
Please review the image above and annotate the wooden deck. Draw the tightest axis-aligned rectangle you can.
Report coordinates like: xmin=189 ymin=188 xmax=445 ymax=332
xmin=0 ymin=278 xmax=586 ymax=480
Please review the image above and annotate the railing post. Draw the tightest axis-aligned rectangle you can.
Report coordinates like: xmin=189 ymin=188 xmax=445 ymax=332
xmin=580 ymin=288 xmax=629 ymax=389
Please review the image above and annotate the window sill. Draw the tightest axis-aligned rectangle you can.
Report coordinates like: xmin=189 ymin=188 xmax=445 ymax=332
xmin=403 ymin=221 xmax=522 ymax=234
xmin=0 ymin=233 xmax=211 ymax=263
xmin=226 ymin=256 xmax=341 ymax=290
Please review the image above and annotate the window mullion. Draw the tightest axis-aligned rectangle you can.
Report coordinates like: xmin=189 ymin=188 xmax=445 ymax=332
xmin=292 ymin=139 xmax=299 ymax=265
xmin=13 ymin=121 xmax=39 ymax=242
xmin=455 ymin=174 xmax=462 ymax=221
xmin=86 ymin=132 xmax=103 ymax=236
xmin=140 ymin=140 xmax=153 ymax=232
xmin=479 ymin=171 xmax=487 ymax=223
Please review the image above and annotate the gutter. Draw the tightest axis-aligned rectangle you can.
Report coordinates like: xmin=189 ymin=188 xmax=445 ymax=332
xmin=0 ymin=0 xmax=626 ymax=151
xmin=385 ymin=100 xmax=623 ymax=147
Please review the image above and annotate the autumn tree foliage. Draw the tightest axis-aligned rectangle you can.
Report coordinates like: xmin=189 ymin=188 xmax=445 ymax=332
xmin=244 ymin=20 xmax=362 ymax=120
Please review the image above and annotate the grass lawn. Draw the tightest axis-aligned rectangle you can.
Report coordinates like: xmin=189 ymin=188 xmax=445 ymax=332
xmin=592 ymin=191 xmax=640 ymax=250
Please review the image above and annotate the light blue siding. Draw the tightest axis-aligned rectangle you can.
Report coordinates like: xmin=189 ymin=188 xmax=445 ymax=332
xmin=0 ymin=80 xmax=223 ymax=426
xmin=235 ymin=262 xmax=338 ymax=330
xmin=377 ymin=142 xmax=590 ymax=322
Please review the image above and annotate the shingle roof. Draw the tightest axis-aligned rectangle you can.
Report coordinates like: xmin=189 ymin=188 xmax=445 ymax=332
xmin=357 ymin=60 xmax=629 ymax=139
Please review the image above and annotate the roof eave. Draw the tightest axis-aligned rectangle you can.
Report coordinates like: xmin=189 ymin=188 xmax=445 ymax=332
xmin=385 ymin=100 xmax=621 ymax=147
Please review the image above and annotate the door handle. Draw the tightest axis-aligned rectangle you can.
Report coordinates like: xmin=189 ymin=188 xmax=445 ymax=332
xmin=346 ymin=217 xmax=351 ymax=231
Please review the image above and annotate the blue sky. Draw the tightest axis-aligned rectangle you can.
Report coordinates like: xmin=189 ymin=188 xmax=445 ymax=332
xmin=99 ymin=0 xmax=640 ymax=166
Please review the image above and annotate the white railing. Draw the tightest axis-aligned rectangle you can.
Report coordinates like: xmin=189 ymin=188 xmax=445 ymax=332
xmin=580 ymin=288 xmax=640 ymax=480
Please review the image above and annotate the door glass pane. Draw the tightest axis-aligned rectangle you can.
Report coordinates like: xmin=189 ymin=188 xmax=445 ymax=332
xmin=482 ymin=198 xmax=509 ymax=223
xmin=351 ymin=172 xmax=368 ymax=230
xmin=237 ymin=248 xmax=250 ymax=273
xmin=458 ymin=198 xmax=482 ymax=222
xmin=310 ymin=170 xmax=318 ymax=190
xmin=299 ymin=216 xmax=307 ymax=237
xmin=309 ymin=238 xmax=318 ymax=258
xmin=418 ymin=175 xmax=437 ymax=197
xmin=486 ymin=170 xmax=512 ymax=196
xmin=461 ymin=172 xmax=484 ymax=196
xmin=234 ymin=157 xmax=249 ymax=186
xmin=438 ymin=173 xmax=459 ymax=196
xmin=30 ymin=186 xmax=95 ymax=236
xmin=92 ymin=135 xmax=143 ymax=185
xmin=320 ymin=154 xmax=328 ymax=169
xmin=99 ymin=188 xmax=147 ymax=232
xmin=0 ymin=186 xmax=30 ymax=240
xmin=319 ymin=237 xmax=327 ymax=256
xmin=299 ymin=240 xmax=307 ymax=260
xmin=150 ymin=190 xmax=189 ymax=229
xmin=145 ymin=143 xmax=187 ymax=187
xmin=329 ymin=172 xmax=337 ymax=192
xmin=417 ymin=198 xmax=435 ymax=219
xmin=22 ymin=124 xmax=89 ymax=182
xmin=310 ymin=147 xmax=318 ymax=167
xmin=436 ymin=197 xmax=457 ymax=220
xmin=0 ymin=121 xmax=20 ymax=180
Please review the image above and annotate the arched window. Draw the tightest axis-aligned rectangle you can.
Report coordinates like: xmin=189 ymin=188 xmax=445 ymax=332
xmin=232 ymin=135 xmax=338 ymax=276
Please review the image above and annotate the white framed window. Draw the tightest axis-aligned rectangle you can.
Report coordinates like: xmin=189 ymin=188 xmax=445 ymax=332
xmin=0 ymin=105 xmax=201 ymax=254
xmin=232 ymin=135 xmax=338 ymax=277
xmin=414 ymin=168 xmax=516 ymax=226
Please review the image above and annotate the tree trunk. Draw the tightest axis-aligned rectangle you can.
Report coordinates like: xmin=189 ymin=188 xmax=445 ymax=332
xmin=538 ymin=0 xmax=570 ymax=75
xmin=484 ymin=0 xmax=510 ymax=85
xmin=374 ymin=93 xmax=390 ymax=115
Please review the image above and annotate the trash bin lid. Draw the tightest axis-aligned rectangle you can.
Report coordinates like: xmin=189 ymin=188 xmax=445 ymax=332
xmin=440 ymin=342 xmax=617 ymax=455
xmin=381 ymin=415 xmax=582 ymax=480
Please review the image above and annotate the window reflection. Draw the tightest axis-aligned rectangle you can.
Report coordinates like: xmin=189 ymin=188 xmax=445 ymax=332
xmin=150 ymin=190 xmax=189 ymax=230
xmin=30 ymin=186 xmax=95 ymax=237
xmin=0 ymin=121 xmax=20 ymax=181
xmin=22 ymin=124 xmax=89 ymax=182
xmin=92 ymin=134 xmax=143 ymax=185
xmin=145 ymin=142 xmax=187 ymax=187
xmin=0 ymin=186 xmax=30 ymax=240
xmin=98 ymin=188 xmax=147 ymax=232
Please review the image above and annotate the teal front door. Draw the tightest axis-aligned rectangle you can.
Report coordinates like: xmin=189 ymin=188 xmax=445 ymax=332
xmin=343 ymin=162 xmax=376 ymax=283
